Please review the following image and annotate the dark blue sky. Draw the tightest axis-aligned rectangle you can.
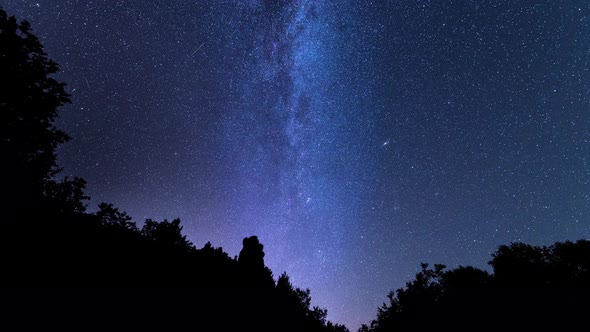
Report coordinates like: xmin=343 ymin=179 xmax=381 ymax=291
xmin=4 ymin=0 xmax=589 ymax=329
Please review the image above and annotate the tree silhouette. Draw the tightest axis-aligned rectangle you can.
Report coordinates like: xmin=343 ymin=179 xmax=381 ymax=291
xmin=141 ymin=218 xmax=192 ymax=250
xmin=361 ymin=240 xmax=590 ymax=331
xmin=43 ymin=176 xmax=89 ymax=215
xmin=239 ymin=235 xmax=266 ymax=269
xmin=0 ymin=9 xmax=71 ymax=218
xmin=238 ymin=235 xmax=275 ymax=288
xmin=275 ymin=272 xmax=350 ymax=332
xmin=96 ymin=202 xmax=137 ymax=231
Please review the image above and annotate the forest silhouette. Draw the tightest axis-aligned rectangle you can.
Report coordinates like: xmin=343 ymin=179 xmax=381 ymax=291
xmin=1 ymin=9 xmax=589 ymax=331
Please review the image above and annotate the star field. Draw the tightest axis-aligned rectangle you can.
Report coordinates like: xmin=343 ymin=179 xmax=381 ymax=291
xmin=3 ymin=1 xmax=590 ymax=329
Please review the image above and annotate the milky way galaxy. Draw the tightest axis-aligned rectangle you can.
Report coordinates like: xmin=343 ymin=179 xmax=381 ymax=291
xmin=4 ymin=1 xmax=590 ymax=329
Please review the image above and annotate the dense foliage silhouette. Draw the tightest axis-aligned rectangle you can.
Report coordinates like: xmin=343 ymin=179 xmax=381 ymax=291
xmin=0 ymin=8 xmax=75 ymax=219
xmin=0 ymin=9 xmax=348 ymax=331
xmin=360 ymin=240 xmax=590 ymax=331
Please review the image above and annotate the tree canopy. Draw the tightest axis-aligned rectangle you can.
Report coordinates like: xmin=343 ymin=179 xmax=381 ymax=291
xmin=361 ymin=240 xmax=590 ymax=331
xmin=1 ymin=9 xmax=74 ymax=217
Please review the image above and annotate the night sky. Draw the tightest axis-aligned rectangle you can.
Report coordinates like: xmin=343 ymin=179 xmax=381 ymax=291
xmin=4 ymin=0 xmax=590 ymax=329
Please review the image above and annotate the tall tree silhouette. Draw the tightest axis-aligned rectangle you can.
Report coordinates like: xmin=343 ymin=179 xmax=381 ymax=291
xmin=0 ymin=9 xmax=76 ymax=218
xmin=238 ymin=235 xmax=275 ymax=288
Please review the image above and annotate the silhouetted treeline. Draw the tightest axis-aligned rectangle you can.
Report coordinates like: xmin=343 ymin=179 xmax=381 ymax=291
xmin=0 ymin=9 xmax=348 ymax=331
xmin=360 ymin=240 xmax=590 ymax=331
